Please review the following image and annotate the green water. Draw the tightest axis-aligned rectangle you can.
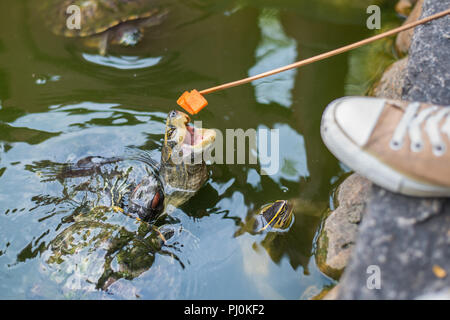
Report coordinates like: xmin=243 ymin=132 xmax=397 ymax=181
xmin=0 ymin=0 xmax=395 ymax=299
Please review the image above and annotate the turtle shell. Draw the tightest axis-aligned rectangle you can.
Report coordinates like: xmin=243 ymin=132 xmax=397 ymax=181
xmin=41 ymin=0 xmax=164 ymax=37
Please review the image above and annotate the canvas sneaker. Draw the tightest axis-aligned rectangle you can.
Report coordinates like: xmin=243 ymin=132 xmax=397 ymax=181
xmin=321 ymin=96 xmax=450 ymax=197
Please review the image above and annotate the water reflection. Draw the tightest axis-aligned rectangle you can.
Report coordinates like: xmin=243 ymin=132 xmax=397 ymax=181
xmin=0 ymin=0 xmax=372 ymax=299
xmin=32 ymin=74 xmax=61 ymax=85
xmin=249 ymin=9 xmax=297 ymax=108
xmin=258 ymin=123 xmax=309 ymax=184
xmin=82 ymin=54 xmax=163 ymax=70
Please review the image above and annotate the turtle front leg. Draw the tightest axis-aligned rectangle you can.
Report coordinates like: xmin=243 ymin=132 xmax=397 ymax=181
xmin=98 ymin=31 xmax=109 ymax=56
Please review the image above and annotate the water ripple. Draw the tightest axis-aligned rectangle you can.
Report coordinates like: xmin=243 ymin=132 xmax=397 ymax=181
xmin=82 ymin=54 xmax=163 ymax=70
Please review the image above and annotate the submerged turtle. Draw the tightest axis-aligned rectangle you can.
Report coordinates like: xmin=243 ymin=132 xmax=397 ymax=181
xmin=29 ymin=110 xmax=216 ymax=294
xmin=234 ymin=200 xmax=294 ymax=237
xmin=256 ymin=200 xmax=294 ymax=232
xmin=39 ymin=0 xmax=169 ymax=55
xmin=235 ymin=198 xmax=329 ymax=277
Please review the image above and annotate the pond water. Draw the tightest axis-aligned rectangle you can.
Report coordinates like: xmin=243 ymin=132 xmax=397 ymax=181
xmin=0 ymin=0 xmax=395 ymax=299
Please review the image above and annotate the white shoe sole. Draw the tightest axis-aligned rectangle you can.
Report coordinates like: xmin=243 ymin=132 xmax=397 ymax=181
xmin=321 ymin=97 xmax=450 ymax=197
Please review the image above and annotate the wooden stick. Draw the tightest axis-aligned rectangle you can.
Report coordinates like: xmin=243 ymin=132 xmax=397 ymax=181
xmin=199 ymin=8 xmax=450 ymax=95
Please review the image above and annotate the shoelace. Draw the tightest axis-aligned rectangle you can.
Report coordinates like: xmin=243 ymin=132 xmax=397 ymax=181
xmin=390 ymin=102 xmax=450 ymax=156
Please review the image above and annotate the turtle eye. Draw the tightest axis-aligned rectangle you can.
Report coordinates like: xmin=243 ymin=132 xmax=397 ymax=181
xmin=169 ymin=111 xmax=177 ymax=118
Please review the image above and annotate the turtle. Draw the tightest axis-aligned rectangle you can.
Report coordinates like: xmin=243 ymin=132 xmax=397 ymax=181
xmin=35 ymin=110 xmax=216 ymax=222
xmin=234 ymin=197 xmax=331 ymax=280
xmin=234 ymin=200 xmax=295 ymax=237
xmin=27 ymin=110 xmax=216 ymax=294
xmin=39 ymin=0 xmax=169 ymax=55
xmin=256 ymin=200 xmax=294 ymax=232
xmin=129 ymin=110 xmax=217 ymax=220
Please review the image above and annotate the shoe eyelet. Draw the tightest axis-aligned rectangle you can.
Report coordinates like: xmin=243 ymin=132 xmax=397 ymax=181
xmin=390 ymin=140 xmax=403 ymax=151
xmin=411 ymin=142 xmax=424 ymax=153
xmin=433 ymin=144 xmax=446 ymax=157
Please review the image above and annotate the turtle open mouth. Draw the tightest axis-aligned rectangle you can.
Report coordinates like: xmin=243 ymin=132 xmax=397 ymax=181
xmin=163 ymin=110 xmax=216 ymax=163
xmin=182 ymin=121 xmax=216 ymax=153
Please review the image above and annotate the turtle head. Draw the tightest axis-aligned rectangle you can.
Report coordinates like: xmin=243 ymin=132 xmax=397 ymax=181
xmin=255 ymin=200 xmax=294 ymax=233
xmin=107 ymin=23 xmax=143 ymax=47
xmin=234 ymin=200 xmax=294 ymax=237
xmin=116 ymin=26 xmax=142 ymax=47
xmin=161 ymin=110 xmax=216 ymax=166
xmin=112 ymin=8 xmax=169 ymax=47
xmin=128 ymin=175 xmax=165 ymax=222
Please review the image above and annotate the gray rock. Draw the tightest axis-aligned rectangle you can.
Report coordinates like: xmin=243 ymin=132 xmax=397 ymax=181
xmin=336 ymin=0 xmax=450 ymax=299
xmin=316 ymin=174 xmax=372 ymax=280
xmin=402 ymin=2 xmax=450 ymax=103
xmin=415 ymin=288 xmax=450 ymax=300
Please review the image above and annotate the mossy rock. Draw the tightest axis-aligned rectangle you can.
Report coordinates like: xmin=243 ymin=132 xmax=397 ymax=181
xmin=315 ymin=174 xmax=372 ymax=280
xmin=316 ymin=229 xmax=344 ymax=280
